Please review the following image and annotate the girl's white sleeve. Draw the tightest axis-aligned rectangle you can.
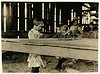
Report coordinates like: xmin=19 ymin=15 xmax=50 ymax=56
xmin=28 ymin=31 xmax=35 ymax=39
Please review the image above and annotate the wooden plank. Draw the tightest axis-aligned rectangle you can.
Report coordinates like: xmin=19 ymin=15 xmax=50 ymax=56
xmin=22 ymin=38 xmax=98 ymax=49
xmin=70 ymin=49 xmax=98 ymax=61
xmin=2 ymin=41 xmax=98 ymax=61
xmin=2 ymin=42 xmax=70 ymax=58
xmin=2 ymin=38 xmax=98 ymax=50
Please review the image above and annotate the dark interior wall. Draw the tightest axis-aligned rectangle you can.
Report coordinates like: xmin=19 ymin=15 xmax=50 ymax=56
xmin=27 ymin=4 xmax=33 ymax=30
xmin=11 ymin=3 xmax=17 ymax=31
xmin=19 ymin=3 xmax=25 ymax=30
xmin=1 ymin=3 xmax=18 ymax=38
xmin=56 ymin=3 xmax=82 ymax=25
xmin=1 ymin=3 xmax=4 ymax=31
xmin=33 ymin=3 xmax=42 ymax=19
xmin=90 ymin=3 xmax=99 ymax=11
xmin=1 ymin=2 xmax=89 ymax=38
xmin=1 ymin=2 xmax=29 ymax=38
xmin=47 ymin=3 xmax=54 ymax=33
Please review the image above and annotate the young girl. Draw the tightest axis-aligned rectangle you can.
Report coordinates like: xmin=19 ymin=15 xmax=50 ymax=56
xmin=27 ymin=19 xmax=45 ymax=73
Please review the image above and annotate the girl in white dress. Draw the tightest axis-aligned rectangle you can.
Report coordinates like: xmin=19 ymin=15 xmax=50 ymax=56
xmin=27 ymin=19 xmax=45 ymax=73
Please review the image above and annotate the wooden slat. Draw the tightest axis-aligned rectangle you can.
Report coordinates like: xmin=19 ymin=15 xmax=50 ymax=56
xmin=2 ymin=38 xmax=98 ymax=61
xmin=2 ymin=38 xmax=98 ymax=50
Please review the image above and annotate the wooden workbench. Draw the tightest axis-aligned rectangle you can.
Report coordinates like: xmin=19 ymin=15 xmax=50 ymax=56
xmin=2 ymin=38 xmax=98 ymax=61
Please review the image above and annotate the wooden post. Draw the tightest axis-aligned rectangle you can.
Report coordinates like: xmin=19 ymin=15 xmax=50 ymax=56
xmin=42 ymin=3 xmax=44 ymax=32
xmin=25 ymin=3 xmax=27 ymax=31
xmin=42 ymin=3 xmax=44 ymax=19
xmin=87 ymin=12 xmax=90 ymax=24
xmin=78 ymin=16 xmax=80 ymax=24
xmin=9 ymin=3 xmax=11 ymax=17
xmin=4 ymin=3 xmax=6 ymax=32
xmin=74 ymin=12 xmax=76 ymax=18
xmin=59 ymin=9 xmax=61 ymax=25
xmin=32 ymin=4 xmax=34 ymax=19
xmin=9 ymin=3 xmax=12 ymax=24
xmin=49 ymin=3 xmax=51 ymax=32
xmin=54 ymin=3 xmax=56 ymax=33
xmin=17 ymin=3 xmax=19 ymax=31
xmin=71 ymin=9 xmax=74 ymax=21
xmin=68 ymin=19 xmax=70 ymax=25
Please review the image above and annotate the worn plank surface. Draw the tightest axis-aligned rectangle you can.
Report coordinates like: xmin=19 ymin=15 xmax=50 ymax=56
xmin=2 ymin=38 xmax=98 ymax=61
xmin=2 ymin=38 xmax=98 ymax=50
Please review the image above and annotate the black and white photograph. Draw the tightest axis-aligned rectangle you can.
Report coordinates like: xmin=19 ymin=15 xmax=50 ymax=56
xmin=1 ymin=1 xmax=99 ymax=73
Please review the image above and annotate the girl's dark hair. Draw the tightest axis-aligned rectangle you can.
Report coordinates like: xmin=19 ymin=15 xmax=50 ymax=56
xmin=32 ymin=18 xmax=44 ymax=22
xmin=32 ymin=18 xmax=44 ymax=26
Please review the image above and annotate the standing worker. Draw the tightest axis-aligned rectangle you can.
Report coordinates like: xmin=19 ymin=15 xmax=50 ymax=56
xmin=27 ymin=18 xmax=45 ymax=73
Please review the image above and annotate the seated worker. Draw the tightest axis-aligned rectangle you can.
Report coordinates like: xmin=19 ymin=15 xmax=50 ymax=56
xmin=27 ymin=18 xmax=45 ymax=73
xmin=53 ymin=25 xmax=69 ymax=38
xmin=75 ymin=24 xmax=83 ymax=38
xmin=55 ymin=18 xmax=83 ymax=71
xmin=89 ymin=22 xmax=98 ymax=39
xmin=83 ymin=22 xmax=98 ymax=39
xmin=63 ymin=18 xmax=83 ymax=38
xmin=60 ymin=25 xmax=69 ymax=37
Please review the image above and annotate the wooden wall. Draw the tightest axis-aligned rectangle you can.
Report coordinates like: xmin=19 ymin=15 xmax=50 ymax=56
xmin=1 ymin=2 xmax=83 ymax=38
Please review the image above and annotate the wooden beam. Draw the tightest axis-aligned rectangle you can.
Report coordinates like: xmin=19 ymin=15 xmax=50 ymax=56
xmin=2 ymin=38 xmax=98 ymax=50
xmin=2 ymin=38 xmax=98 ymax=61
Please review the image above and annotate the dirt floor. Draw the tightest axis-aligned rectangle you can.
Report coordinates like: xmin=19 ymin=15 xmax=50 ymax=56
xmin=2 ymin=52 xmax=98 ymax=73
